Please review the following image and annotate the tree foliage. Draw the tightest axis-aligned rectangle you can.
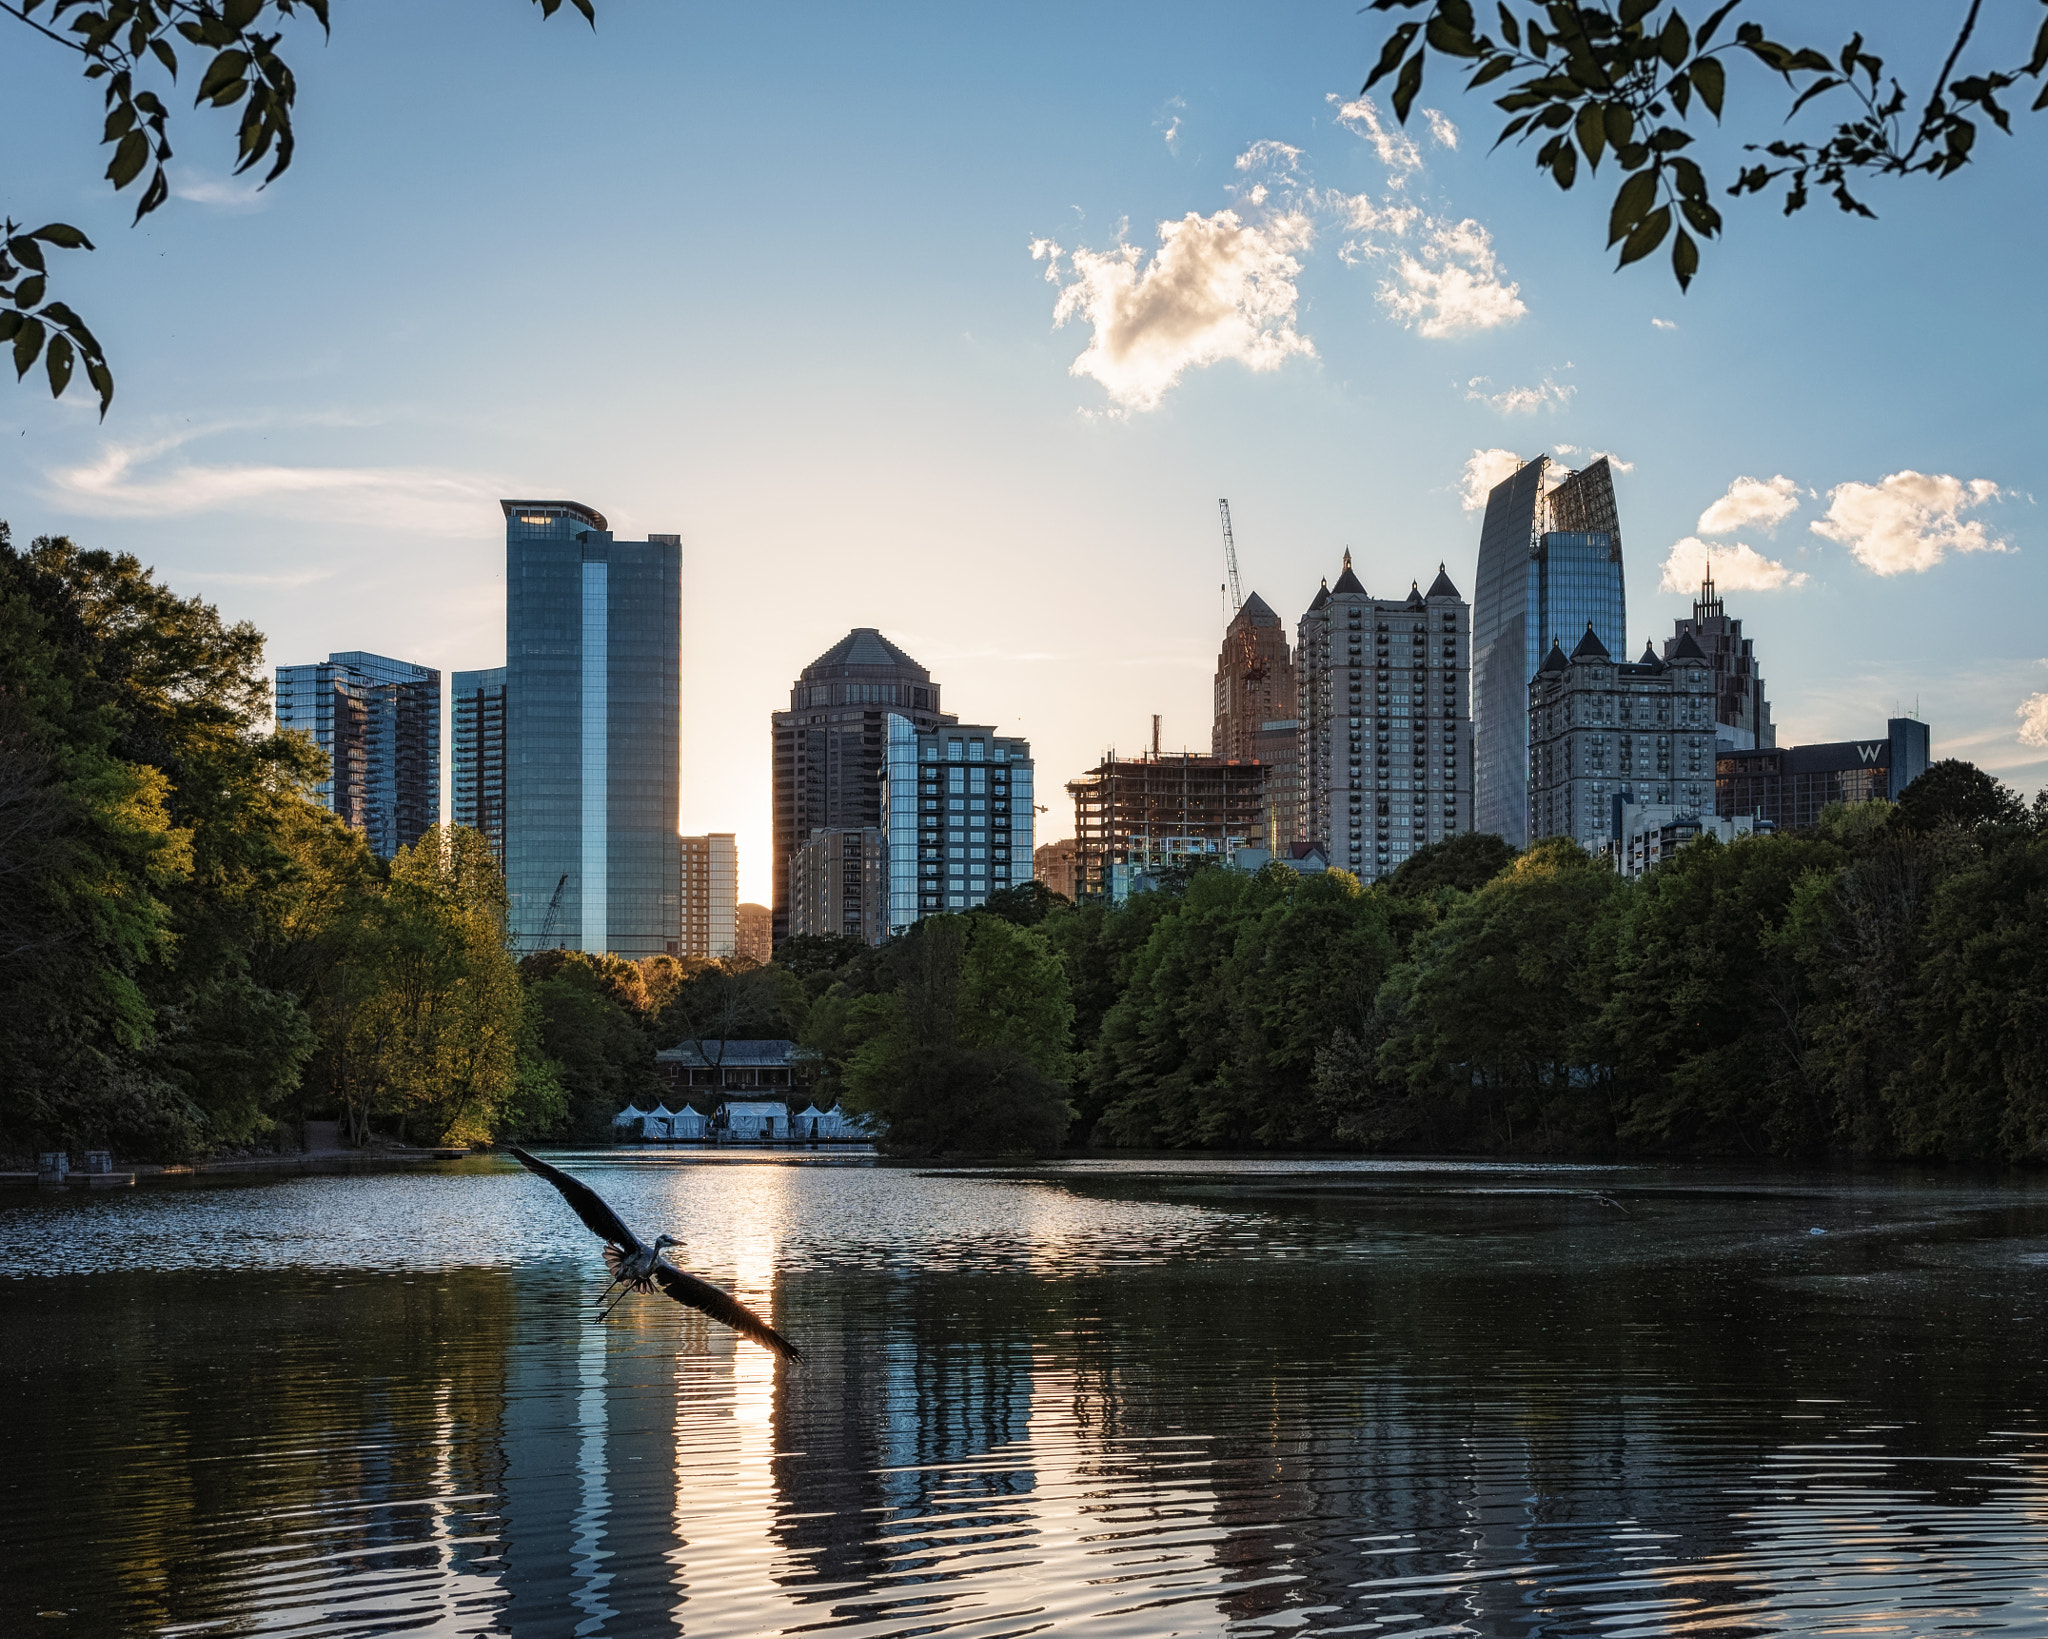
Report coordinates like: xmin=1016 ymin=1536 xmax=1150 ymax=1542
xmin=1362 ymin=2 xmax=2048 ymax=288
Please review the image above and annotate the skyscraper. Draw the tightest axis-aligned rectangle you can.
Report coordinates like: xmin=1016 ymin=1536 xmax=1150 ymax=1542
xmin=503 ymin=500 xmax=680 ymax=958
xmin=274 ymin=650 xmax=440 ymax=858
xmin=1472 ymin=456 xmax=1627 ymax=847
xmin=771 ymin=629 xmax=946 ymax=946
xmin=1663 ymin=567 xmax=1776 ymax=750
xmin=1211 ymin=592 xmax=1299 ymax=848
xmin=1295 ymin=554 xmax=1472 ymax=880
xmin=789 ymin=827 xmax=888 ymax=944
xmin=678 ymin=833 xmax=737 ymax=957
xmin=452 ymin=666 xmax=506 ymax=865
xmin=881 ymin=718 xmax=1034 ymax=932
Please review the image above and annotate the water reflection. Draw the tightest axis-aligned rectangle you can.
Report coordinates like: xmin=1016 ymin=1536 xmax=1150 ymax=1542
xmin=4 ymin=1158 xmax=2048 ymax=1636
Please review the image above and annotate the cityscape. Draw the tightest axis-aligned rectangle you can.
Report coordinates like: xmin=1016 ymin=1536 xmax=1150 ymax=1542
xmin=5 ymin=5 xmax=2047 ymax=1638
xmin=273 ymin=452 xmax=1934 ymax=961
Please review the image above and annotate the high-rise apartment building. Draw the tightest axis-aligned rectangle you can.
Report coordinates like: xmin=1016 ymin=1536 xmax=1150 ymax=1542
xmin=789 ymin=827 xmax=888 ymax=944
xmin=772 ymin=630 xmax=946 ymax=947
xmin=1033 ymin=837 xmax=1078 ymax=901
xmin=881 ymin=718 xmax=1035 ymax=932
xmin=275 ymin=650 xmax=440 ymax=859
xmin=1664 ymin=567 xmax=1776 ymax=750
xmin=1066 ymin=752 xmax=1264 ymax=903
xmin=1295 ymin=555 xmax=1472 ymax=881
xmin=1473 ymin=456 xmax=1627 ymax=847
xmin=503 ymin=500 xmax=680 ymax=958
xmin=1527 ymin=626 xmax=1717 ymax=851
xmin=678 ymin=833 xmax=737 ymax=958
xmin=735 ymin=903 xmax=771 ymax=965
xmin=451 ymin=666 xmax=506 ymax=865
xmin=1212 ymin=592 xmax=1299 ymax=847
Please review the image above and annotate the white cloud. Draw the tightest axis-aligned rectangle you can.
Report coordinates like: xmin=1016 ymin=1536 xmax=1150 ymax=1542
xmin=1157 ymin=96 xmax=1186 ymax=155
xmin=2019 ymin=691 xmax=2048 ymax=748
xmin=1234 ymin=139 xmax=1303 ymax=175
xmin=1651 ymin=317 xmax=1677 ymax=331
xmin=1467 ymin=373 xmax=1573 ymax=414
xmin=1377 ymin=218 xmax=1525 ymax=338
xmin=1554 ymin=444 xmax=1634 ymax=473
xmin=169 ymin=167 xmax=269 ymax=210
xmin=1031 ymin=210 xmax=1316 ymax=414
xmin=46 ymin=434 xmax=502 ymax=534
xmin=1698 ymin=473 xmax=1800 ymax=535
xmin=1659 ymin=535 xmax=1808 ymax=593
xmin=1809 ymin=470 xmax=2009 ymax=575
xmin=1422 ymin=108 xmax=1459 ymax=150
xmin=1327 ymin=94 xmax=1421 ymax=182
xmin=1459 ymin=448 xmax=1525 ymax=511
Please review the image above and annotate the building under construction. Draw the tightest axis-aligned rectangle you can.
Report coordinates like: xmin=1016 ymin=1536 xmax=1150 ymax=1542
xmin=1067 ymin=747 xmax=1265 ymax=903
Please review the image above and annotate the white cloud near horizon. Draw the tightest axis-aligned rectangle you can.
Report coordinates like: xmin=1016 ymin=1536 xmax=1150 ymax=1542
xmin=1552 ymin=443 xmax=1634 ymax=473
xmin=1030 ymin=210 xmax=1316 ymax=414
xmin=47 ymin=435 xmax=504 ymax=534
xmin=2019 ymin=689 xmax=2048 ymax=748
xmin=1810 ymin=470 xmax=2008 ymax=575
xmin=1377 ymin=218 xmax=1525 ymax=338
xmin=1651 ymin=316 xmax=1677 ymax=330
xmin=1467 ymin=373 xmax=1573 ymax=414
xmin=1699 ymin=473 xmax=1800 ymax=535
xmin=1423 ymin=108 xmax=1459 ymax=149
xmin=1660 ymin=535 xmax=1808 ymax=593
xmin=1459 ymin=447 xmax=1524 ymax=511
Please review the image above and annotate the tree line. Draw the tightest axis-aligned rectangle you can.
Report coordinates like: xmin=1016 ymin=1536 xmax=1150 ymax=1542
xmin=7 ymin=533 xmax=2045 ymax=1164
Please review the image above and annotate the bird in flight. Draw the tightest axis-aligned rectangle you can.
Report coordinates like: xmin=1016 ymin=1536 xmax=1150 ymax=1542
xmin=508 ymin=1146 xmax=800 ymax=1360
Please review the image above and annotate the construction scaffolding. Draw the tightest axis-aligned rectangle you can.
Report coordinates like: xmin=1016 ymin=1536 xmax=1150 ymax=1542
xmin=1067 ymin=752 xmax=1266 ymax=903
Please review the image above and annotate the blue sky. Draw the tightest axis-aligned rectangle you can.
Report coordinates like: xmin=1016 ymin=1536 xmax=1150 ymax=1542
xmin=3 ymin=1 xmax=2042 ymax=897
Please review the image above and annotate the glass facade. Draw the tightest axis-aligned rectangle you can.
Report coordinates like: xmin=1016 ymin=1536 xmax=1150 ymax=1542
xmin=274 ymin=650 xmax=440 ymax=859
xmin=882 ymin=716 xmax=1034 ymax=934
xmin=503 ymin=501 xmax=679 ymax=958
xmin=1472 ymin=458 xmax=1626 ymax=847
xmin=451 ymin=667 xmax=506 ymax=864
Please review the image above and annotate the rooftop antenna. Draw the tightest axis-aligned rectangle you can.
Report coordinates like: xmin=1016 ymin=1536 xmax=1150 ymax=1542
xmin=1218 ymin=499 xmax=1244 ymax=616
xmin=1151 ymin=714 xmax=1162 ymax=759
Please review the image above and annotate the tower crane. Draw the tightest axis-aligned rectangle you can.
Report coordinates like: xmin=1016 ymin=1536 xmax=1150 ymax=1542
xmin=1218 ymin=499 xmax=1244 ymax=615
xmin=532 ymin=871 xmax=569 ymax=952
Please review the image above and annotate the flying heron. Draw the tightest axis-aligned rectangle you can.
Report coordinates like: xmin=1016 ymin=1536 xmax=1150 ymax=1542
xmin=507 ymin=1146 xmax=800 ymax=1360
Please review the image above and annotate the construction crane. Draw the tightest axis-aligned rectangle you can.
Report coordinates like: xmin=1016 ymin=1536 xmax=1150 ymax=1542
xmin=1218 ymin=499 xmax=1244 ymax=615
xmin=533 ymin=871 xmax=568 ymax=952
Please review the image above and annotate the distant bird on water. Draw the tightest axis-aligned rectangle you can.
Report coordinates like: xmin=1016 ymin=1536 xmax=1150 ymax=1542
xmin=507 ymin=1147 xmax=800 ymax=1360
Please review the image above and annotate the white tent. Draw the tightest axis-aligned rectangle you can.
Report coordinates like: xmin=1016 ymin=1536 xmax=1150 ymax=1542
xmin=614 ymin=1103 xmax=653 ymax=1130
xmin=668 ymin=1104 xmax=708 ymax=1139
xmin=794 ymin=1103 xmax=870 ymax=1140
xmin=721 ymin=1100 xmax=789 ymax=1141
xmin=646 ymin=1103 xmax=680 ymax=1139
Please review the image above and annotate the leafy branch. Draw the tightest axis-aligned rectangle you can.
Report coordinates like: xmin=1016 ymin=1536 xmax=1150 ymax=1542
xmin=1361 ymin=1 xmax=2048 ymax=289
xmin=4 ymin=0 xmax=596 ymax=416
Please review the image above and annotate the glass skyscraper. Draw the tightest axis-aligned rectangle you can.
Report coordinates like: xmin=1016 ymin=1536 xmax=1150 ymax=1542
xmin=452 ymin=666 xmax=507 ymax=864
xmin=274 ymin=650 xmax=440 ymax=858
xmin=882 ymin=716 xmax=1034 ymax=935
xmin=1472 ymin=456 xmax=1626 ymax=847
xmin=503 ymin=500 xmax=680 ymax=958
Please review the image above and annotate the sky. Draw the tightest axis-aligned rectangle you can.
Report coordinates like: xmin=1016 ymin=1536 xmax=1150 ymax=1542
xmin=3 ymin=1 xmax=2043 ymax=901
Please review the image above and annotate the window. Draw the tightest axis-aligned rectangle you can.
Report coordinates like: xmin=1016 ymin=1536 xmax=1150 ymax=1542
xmin=968 ymin=739 xmax=985 ymax=762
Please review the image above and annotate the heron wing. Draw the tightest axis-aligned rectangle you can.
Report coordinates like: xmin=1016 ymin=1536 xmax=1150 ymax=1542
xmin=507 ymin=1146 xmax=644 ymax=1254
xmin=651 ymin=1261 xmax=802 ymax=1361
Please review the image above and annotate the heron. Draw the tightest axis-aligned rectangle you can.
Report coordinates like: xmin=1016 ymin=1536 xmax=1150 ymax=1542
xmin=507 ymin=1146 xmax=801 ymax=1360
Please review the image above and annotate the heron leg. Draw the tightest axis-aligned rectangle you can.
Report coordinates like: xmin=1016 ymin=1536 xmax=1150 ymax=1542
xmin=593 ymin=1283 xmax=634 ymax=1326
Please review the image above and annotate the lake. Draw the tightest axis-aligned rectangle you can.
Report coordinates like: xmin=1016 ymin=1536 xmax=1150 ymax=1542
xmin=5 ymin=1152 xmax=2048 ymax=1638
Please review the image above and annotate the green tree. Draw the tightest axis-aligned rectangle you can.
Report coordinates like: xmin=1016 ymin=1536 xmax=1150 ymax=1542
xmin=1891 ymin=758 xmax=2029 ymax=835
xmin=1387 ymin=831 xmax=1518 ymax=897
xmin=1362 ymin=3 xmax=2048 ymax=289
xmin=1377 ymin=837 xmax=1620 ymax=1150
xmin=5 ymin=0 xmax=598 ymax=413
xmin=837 ymin=913 xmax=1075 ymax=1156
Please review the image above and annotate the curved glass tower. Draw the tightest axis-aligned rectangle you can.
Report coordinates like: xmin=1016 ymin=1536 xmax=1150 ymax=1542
xmin=1471 ymin=456 xmax=1626 ymax=847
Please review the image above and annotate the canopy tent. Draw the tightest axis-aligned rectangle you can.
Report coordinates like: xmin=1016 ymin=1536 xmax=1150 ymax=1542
xmin=614 ymin=1103 xmax=653 ymax=1128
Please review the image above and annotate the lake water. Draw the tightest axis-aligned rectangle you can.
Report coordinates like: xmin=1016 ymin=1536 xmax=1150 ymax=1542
xmin=5 ymin=1152 xmax=2048 ymax=1638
